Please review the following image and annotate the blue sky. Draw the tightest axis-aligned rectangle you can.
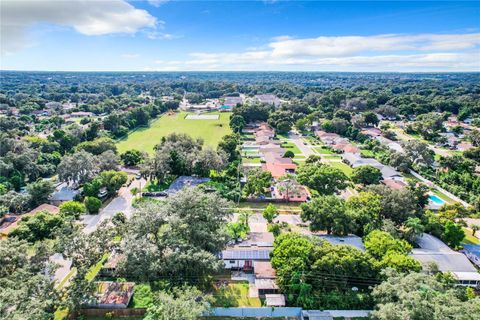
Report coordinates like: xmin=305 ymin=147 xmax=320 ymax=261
xmin=1 ymin=1 xmax=479 ymax=71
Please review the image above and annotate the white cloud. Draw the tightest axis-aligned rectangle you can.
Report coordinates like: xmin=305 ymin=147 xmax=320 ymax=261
xmin=148 ymin=0 xmax=169 ymax=7
xmin=1 ymin=0 xmax=157 ymax=54
xmin=268 ymin=33 xmax=480 ymax=58
xmin=151 ymin=32 xmax=480 ymax=71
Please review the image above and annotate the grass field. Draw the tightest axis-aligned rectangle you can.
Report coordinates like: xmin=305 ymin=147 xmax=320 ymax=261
xmin=117 ymin=112 xmax=232 ymax=154
xmin=314 ymin=146 xmax=335 ymax=154
xmin=327 ymin=162 xmax=353 ymax=176
xmin=213 ymin=282 xmax=261 ymax=307
xmin=281 ymin=142 xmax=301 ymax=155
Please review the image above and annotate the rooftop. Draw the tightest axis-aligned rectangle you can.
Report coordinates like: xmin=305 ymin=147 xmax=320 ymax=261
xmin=317 ymin=234 xmax=366 ymax=251
xmin=254 ymin=261 xmax=276 ymax=279
xmin=165 ymin=176 xmax=210 ymax=195
xmin=265 ymin=294 xmax=285 ymax=307
xmin=221 ymin=249 xmax=272 ymax=260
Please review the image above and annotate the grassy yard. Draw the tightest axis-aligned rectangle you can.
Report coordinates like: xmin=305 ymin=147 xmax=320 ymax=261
xmin=281 ymin=142 xmax=301 ymax=155
xmin=237 ymin=202 xmax=302 ymax=212
xmin=117 ymin=112 xmax=232 ymax=154
xmin=322 ymin=155 xmax=342 ymax=160
xmin=314 ymin=146 xmax=334 ymax=154
xmin=327 ymin=162 xmax=353 ymax=176
xmin=213 ymin=282 xmax=261 ymax=307
xmin=462 ymin=228 xmax=480 ymax=245
xmin=360 ymin=149 xmax=375 ymax=157
xmin=242 ymin=157 xmax=262 ymax=164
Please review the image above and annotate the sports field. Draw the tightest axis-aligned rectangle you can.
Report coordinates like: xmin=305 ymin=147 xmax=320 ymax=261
xmin=117 ymin=112 xmax=232 ymax=154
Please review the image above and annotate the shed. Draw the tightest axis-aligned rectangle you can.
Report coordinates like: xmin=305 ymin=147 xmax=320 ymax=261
xmin=265 ymin=294 xmax=285 ymax=307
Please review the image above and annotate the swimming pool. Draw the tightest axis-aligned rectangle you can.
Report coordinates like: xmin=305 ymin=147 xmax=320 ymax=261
xmin=429 ymin=194 xmax=446 ymax=205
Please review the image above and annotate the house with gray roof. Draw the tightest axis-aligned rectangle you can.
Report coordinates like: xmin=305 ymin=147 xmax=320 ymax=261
xmin=49 ymin=186 xmax=80 ymax=206
xmin=411 ymin=233 xmax=480 ymax=287
xmin=317 ymin=234 xmax=365 ymax=251
xmin=254 ymin=94 xmax=281 ymax=108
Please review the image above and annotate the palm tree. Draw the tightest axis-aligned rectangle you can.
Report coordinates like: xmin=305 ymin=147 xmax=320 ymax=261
xmin=472 ymin=225 xmax=480 ymax=237
xmin=238 ymin=210 xmax=252 ymax=228
xmin=405 ymin=217 xmax=425 ymax=244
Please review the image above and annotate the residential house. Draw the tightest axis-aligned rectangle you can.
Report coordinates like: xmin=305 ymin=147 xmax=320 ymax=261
xmin=222 ymin=232 xmax=274 ymax=271
xmin=315 ymin=131 xmax=341 ymax=145
xmin=254 ymin=94 xmax=281 ymax=108
xmin=70 ymin=111 xmax=94 ymax=118
xmin=0 ymin=204 xmax=60 ymax=237
xmin=361 ymin=127 xmax=382 ymax=137
xmin=271 ymin=181 xmax=310 ymax=202
xmin=411 ymin=233 xmax=480 ymax=287
xmin=317 ymin=234 xmax=366 ymax=251
xmin=49 ymin=186 xmax=80 ymax=206
xmin=223 ymin=96 xmax=243 ymax=107
xmin=221 ymin=249 xmax=272 ymax=270
xmin=342 ymin=153 xmax=403 ymax=181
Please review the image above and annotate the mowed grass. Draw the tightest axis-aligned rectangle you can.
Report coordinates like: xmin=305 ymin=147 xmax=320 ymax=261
xmin=117 ymin=112 xmax=232 ymax=154
xmin=213 ymin=282 xmax=261 ymax=307
xmin=327 ymin=162 xmax=353 ymax=177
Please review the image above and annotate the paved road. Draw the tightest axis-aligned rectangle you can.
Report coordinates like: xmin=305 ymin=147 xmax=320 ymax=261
xmin=82 ymin=177 xmax=146 ymax=233
xmin=288 ymin=132 xmax=315 ymax=157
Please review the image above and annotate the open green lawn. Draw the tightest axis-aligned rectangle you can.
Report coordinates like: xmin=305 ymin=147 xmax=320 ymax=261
xmin=360 ymin=149 xmax=375 ymax=157
xmin=242 ymin=157 xmax=261 ymax=164
xmin=462 ymin=228 xmax=480 ymax=245
xmin=314 ymin=146 xmax=334 ymax=154
xmin=213 ymin=282 xmax=261 ymax=307
xmin=281 ymin=142 xmax=301 ymax=155
xmin=117 ymin=112 xmax=232 ymax=154
xmin=327 ymin=162 xmax=353 ymax=176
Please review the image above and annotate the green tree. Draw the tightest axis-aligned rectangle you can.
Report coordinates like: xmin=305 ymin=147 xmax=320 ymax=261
xmin=76 ymin=137 xmax=117 ymax=155
xmin=346 ymin=192 xmax=382 ymax=236
xmin=283 ymin=150 xmax=295 ymax=158
xmin=300 ymin=195 xmax=355 ymax=235
xmin=144 ymin=286 xmax=212 ymax=320
xmin=218 ymin=133 xmax=240 ymax=162
xmin=363 ymin=112 xmax=379 ymax=127
xmin=351 ymin=165 xmax=382 ymax=185
xmin=372 ymin=270 xmax=479 ymax=320
xmin=99 ymin=170 xmax=128 ymax=196
xmin=120 ymin=149 xmax=144 ymax=167
xmin=83 ymin=178 xmax=103 ymax=197
xmin=379 ymin=252 xmax=421 ymax=273
xmin=243 ymin=168 xmax=272 ymax=197
xmin=263 ymin=203 xmax=279 ymax=223
xmin=229 ymin=115 xmax=246 ymax=133
xmin=0 ymin=238 xmax=59 ymax=319
xmin=10 ymin=210 xmax=64 ymax=242
xmin=364 ymin=230 xmax=412 ymax=259
xmin=118 ymin=188 xmax=231 ymax=281
xmin=84 ymin=196 xmax=102 ymax=214
xmin=26 ymin=179 xmax=55 ymax=208
xmin=296 ymin=163 xmax=348 ymax=195
xmin=404 ymin=217 xmax=425 ymax=244
xmin=442 ymin=221 xmax=465 ymax=248
xmin=59 ymin=201 xmax=86 ymax=219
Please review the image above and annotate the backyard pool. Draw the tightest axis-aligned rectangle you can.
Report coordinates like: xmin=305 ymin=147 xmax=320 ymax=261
xmin=429 ymin=194 xmax=446 ymax=205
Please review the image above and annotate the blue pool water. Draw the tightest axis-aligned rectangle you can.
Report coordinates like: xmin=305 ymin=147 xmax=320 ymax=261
xmin=429 ymin=194 xmax=446 ymax=205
